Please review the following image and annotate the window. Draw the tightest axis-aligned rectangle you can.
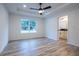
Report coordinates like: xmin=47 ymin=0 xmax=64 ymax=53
xmin=20 ymin=19 xmax=37 ymax=33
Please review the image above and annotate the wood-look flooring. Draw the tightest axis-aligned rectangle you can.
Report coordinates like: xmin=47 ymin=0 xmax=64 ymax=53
xmin=1 ymin=38 xmax=79 ymax=56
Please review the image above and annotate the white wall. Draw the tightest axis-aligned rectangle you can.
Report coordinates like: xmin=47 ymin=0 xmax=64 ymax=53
xmin=68 ymin=10 xmax=79 ymax=47
xmin=0 ymin=4 xmax=9 ymax=53
xmin=9 ymin=14 xmax=45 ymax=41
xmin=45 ymin=17 xmax=58 ymax=40
xmin=45 ymin=4 xmax=79 ymax=47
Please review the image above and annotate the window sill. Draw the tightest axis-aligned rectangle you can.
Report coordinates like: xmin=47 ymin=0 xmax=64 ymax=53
xmin=21 ymin=31 xmax=36 ymax=34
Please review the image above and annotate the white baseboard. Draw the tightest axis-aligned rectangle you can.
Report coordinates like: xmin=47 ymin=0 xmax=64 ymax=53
xmin=67 ymin=41 xmax=79 ymax=47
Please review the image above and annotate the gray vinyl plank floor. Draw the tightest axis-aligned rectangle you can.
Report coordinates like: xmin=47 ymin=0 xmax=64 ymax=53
xmin=1 ymin=38 xmax=79 ymax=56
xmin=1 ymin=38 xmax=55 ymax=56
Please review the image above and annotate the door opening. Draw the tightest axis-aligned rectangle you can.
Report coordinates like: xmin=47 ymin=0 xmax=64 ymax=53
xmin=58 ymin=15 xmax=68 ymax=40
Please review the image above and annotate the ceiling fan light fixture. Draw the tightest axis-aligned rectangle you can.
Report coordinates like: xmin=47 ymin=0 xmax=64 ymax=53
xmin=38 ymin=10 xmax=44 ymax=14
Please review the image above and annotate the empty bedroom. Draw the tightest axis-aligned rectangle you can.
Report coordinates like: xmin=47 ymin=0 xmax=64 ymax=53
xmin=0 ymin=3 xmax=79 ymax=56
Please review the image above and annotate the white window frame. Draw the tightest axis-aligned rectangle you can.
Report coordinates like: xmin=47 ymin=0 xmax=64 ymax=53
xmin=20 ymin=19 xmax=37 ymax=33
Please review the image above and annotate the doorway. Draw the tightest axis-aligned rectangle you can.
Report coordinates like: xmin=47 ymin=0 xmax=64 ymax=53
xmin=58 ymin=15 xmax=68 ymax=40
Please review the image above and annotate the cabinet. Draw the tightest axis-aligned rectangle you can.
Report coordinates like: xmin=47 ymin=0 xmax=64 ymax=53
xmin=59 ymin=31 xmax=67 ymax=39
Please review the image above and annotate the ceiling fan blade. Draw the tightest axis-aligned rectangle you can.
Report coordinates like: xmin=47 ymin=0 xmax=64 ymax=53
xmin=43 ymin=6 xmax=51 ymax=10
xmin=30 ymin=8 xmax=39 ymax=10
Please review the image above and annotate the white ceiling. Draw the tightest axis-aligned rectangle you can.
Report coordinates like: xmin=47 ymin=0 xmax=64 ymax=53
xmin=4 ymin=3 xmax=69 ymax=18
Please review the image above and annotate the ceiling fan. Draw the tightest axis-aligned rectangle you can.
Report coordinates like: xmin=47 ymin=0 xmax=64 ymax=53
xmin=30 ymin=3 xmax=51 ymax=15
